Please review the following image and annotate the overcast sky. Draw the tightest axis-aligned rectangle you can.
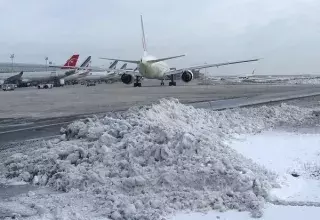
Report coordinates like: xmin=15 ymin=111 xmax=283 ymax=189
xmin=1 ymin=0 xmax=320 ymax=75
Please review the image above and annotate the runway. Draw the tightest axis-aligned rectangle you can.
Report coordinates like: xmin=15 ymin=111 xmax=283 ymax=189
xmin=1 ymin=80 xmax=320 ymax=146
xmin=1 ymin=80 xmax=319 ymax=119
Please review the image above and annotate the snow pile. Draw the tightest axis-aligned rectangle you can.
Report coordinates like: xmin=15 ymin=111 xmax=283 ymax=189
xmin=199 ymin=74 xmax=320 ymax=85
xmin=287 ymin=77 xmax=320 ymax=85
xmin=2 ymin=99 xmax=316 ymax=219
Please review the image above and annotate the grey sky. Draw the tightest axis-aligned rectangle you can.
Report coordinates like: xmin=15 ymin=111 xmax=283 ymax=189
xmin=0 ymin=0 xmax=320 ymax=75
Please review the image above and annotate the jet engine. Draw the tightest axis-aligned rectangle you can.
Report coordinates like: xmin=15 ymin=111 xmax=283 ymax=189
xmin=121 ymin=73 xmax=133 ymax=84
xmin=181 ymin=70 xmax=193 ymax=83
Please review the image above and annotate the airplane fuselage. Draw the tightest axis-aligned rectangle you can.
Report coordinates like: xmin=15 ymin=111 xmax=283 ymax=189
xmin=82 ymin=71 xmax=113 ymax=81
xmin=20 ymin=70 xmax=71 ymax=82
xmin=139 ymin=55 xmax=170 ymax=80
xmin=63 ymin=69 xmax=90 ymax=81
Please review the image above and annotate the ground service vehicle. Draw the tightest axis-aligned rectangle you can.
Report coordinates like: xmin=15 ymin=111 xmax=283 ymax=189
xmin=2 ymin=84 xmax=15 ymax=91
xmin=38 ymin=83 xmax=53 ymax=89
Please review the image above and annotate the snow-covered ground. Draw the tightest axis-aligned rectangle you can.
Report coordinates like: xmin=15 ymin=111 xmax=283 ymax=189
xmin=171 ymin=129 xmax=320 ymax=219
xmin=200 ymin=74 xmax=320 ymax=85
xmin=1 ymin=99 xmax=320 ymax=219
xmin=171 ymin=204 xmax=320 ymax=220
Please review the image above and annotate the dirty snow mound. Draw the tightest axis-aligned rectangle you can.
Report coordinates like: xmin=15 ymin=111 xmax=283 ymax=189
xmin=3 ymin=99 xmax=315 ymax=219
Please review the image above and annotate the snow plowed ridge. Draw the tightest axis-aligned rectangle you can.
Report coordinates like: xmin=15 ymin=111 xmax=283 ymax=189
xmin=2 ymin=99 xmax=317 ymax=219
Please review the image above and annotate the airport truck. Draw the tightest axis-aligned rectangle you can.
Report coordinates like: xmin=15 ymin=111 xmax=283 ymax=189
xmin=2 ymin=84 xmax=16 ymax=91
xmin=38 ymin=83 xmax=53 ymax=89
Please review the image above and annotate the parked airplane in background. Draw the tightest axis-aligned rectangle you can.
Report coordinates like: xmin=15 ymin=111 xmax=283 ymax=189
xmin=63 ymin=56 xmax=92 ymax=83
xmin=0 ymin=71 xmax=23 ymax=86
xmin=81 ymin=60 xmax=122 ymax=81
xmin=0 ymin=55 xmax=79 ymax=87
xmin=98 ymin=15 xmax=260 ymax=87
xmin=20 ymin=54 xmax=79 ymax=86
xmin=239 ymin=69 xmax=256 ymax=79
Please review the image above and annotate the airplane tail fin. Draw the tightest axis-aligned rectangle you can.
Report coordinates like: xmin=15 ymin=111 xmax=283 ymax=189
xmin=62 ymin=54 xmax=79 ymax=69
xmin=120 ymin=63 xmax=127 ymax=70
xmin=252 ymin=69 xmax=255 ymax=75
xmin=80 ymin=56 xmax=91 ymax=68
xmin=109 ymin=60 xmax=118 ymax=69
xmin=140 ymin=15 xmax=148 ymax=56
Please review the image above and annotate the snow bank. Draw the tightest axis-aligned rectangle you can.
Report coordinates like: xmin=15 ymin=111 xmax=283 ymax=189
xmin=2 ymin=99 xmax=316 ymax=219
xmin=199 ymin=75 xmax=320 ymax=85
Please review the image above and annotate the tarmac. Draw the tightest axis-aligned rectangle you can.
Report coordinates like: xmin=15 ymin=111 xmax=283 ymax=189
xmin=1 ymin=79 xmax=320 ymax=145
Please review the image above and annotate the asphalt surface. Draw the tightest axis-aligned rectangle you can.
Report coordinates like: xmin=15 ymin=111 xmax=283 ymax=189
xmin=1 ymin=80 xmax=320 ymax=146
xmin=1 ymin=79 xmax=318 ymax=119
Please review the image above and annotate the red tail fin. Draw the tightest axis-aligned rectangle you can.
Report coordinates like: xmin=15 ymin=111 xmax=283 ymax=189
xmin=61 ymin=54 xmax=79 ymax=69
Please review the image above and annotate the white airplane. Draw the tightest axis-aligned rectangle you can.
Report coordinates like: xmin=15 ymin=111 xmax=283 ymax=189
xmin=81 ymin=60 xmax=121 ymax=81
xmin=20 ymin=54 xmax=80 ymax=85
xmin=238 ymin=69 xmax=256 ymax=79
xmin=0 ymin=54 xmax=80 ymax=87
xmin=62 ymin=56 xmax=92 ymax=82
xmin=98 ymin=15 xmax=260 ymax=87
xmin=0 ymin=71 xmax=23 ymax=86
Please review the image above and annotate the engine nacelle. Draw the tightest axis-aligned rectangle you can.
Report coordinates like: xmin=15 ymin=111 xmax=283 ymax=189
xmin=121 ymin=73 xmax=133 ymax=84
xmin=181 ymin=70 xmax=193 ymax=83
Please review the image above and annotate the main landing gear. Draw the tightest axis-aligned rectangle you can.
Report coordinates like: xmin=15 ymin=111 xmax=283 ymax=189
xmin=133 ymin=76 xmax=141 ymax=87
xmin=168 ymin=74 xmax=176 ymax=86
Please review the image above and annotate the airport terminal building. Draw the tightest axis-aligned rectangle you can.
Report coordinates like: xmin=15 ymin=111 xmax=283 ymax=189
xmin=0 ymin=62 xmax=57 ymax=73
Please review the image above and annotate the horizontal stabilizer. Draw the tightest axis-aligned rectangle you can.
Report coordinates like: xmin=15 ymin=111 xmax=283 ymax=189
xmin=147 ymin=54 xmax=185 ymax=64
xmin=49 ymin=65 xmax=78 ymax=69
xmin=99 ymin=57 xmax=140 ymax=64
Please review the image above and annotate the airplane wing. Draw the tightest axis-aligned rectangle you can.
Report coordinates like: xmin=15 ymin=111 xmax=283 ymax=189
xmin=99 ymin=57 xmax=140 ymax=64
xmin=77 ymin=66 xmax=142 ymax=75
xmin=147 ymin=55 xmax=185 ymax=64
xmin=164 ymin=58 xmax=260 ymax=76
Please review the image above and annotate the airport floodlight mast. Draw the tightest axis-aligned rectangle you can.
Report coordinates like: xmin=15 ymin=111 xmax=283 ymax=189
xmin=10 ymin=53 xmax=15 ymax=72
xmin=45 ymin=56 xmax=49 ymax=71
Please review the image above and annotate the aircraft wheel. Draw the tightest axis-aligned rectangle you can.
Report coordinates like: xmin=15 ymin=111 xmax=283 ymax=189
xmin=137 ymin=83 xmax=142 ymax=87
xmin=161 ymin=82 xmax=164 ymax=86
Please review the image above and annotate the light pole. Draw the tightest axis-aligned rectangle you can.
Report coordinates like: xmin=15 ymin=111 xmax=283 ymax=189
xmin=45 ymin=56 xmax=48 ymax=71
xmin=10 ymin=54 xmax=15 ymax=72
